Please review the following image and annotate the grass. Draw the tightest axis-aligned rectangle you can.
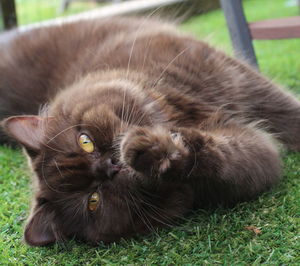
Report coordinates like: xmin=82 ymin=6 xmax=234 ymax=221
xmin=1 ymin=0 xmax=300 ymax=264
xmin=16 ymin=0 xmax=106 ymax=25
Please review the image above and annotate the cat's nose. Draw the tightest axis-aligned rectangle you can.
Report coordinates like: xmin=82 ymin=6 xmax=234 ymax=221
xmin=94 ymin=158 xmax=121 ymax=179
xmin=105 ymin=158 xmax=121 ymax=178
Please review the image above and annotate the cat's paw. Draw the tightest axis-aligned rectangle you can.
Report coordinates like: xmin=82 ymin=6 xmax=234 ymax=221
xmin=120 ymin=127 xmax=188 ymax=175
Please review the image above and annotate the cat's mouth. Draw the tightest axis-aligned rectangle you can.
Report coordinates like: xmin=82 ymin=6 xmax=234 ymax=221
xmin=119 ymin=167 xmax=130 ymax=173
xmin=106 ymin=165 xmax=133 ymax=180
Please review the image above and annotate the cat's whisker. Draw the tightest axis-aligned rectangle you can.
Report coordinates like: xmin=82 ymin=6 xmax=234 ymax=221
xmin=141 ymin=207 xmax=174 ymax=229
xmin=124 ymin=97 xmax=136 ymax=125
xmin=130 ymin=192 xmax=165 ymax=238
xmin=136 ymin=187 xmax=190 ymax=223
xmin=123 ymin=7 xmax=165 ymax=128
xmin=127 ymin=81 xmax=148 ymax=125
xmin=185 ymin=142 xmax=197 ymax=179
xmin=133 ymin=113 xmax=151 ymax=127
xmin=111 ymin=101 xmax=117 ymax=137
xmin=42 ymin=143 xmax=66 ymax=154
xmin=124 ymin=196 xmax=135 ymax=232
xmin=52 ymin=192 xmax=82 ymax=203
xmin=41 ymin=153 xmax=65 ymax=194
xmin=141 ymin=36 xmax=154 ymax=73
xmin=123 ymin=99 xmax=130 ymax=126
xmin=53 ymin=159 xmax=64 ymax=179
xmin=153 ymin=46 xmax=191 ymax=88
xmin=71 ymin=201 xmax=85 ymax=222
xmin=128 ymin=191 xmax=150 ymax=230
xmin=124 ymin=91 xmax=142 ymax=127
xmin=128 ymin=191 xmax=156 ymax=234
xmin=126 ymin=106 xmax=140 ymax=128
xmin=131 ymin=190 xmax=174 ymax=227
xmin=120 ymin=90 xmax=127 ymax=133
xmin=125 ymin=5 xmax=163 ymax=79
xmin=46 ymin=124 xmax=88 ymax=144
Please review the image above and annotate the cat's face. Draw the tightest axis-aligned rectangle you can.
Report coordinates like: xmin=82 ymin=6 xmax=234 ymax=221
xmin=3 ymin=75 xmax=192 ymax=246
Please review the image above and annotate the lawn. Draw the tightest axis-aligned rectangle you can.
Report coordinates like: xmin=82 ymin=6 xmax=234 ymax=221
xmin=15 ymin=0 xmax=106 ymax=25
xmin=0 ymin=0 xmax=300 ymax=265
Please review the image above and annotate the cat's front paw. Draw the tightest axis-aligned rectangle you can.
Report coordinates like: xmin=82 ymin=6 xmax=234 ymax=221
xmin=120 ymin=127 xmax=188 ymax=176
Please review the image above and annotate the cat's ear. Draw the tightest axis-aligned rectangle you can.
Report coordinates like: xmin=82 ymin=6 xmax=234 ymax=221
xmin=1 ymin=115 xmax=48 ymax=151
xmin=24 ymin=205 xmax=57 ymax=246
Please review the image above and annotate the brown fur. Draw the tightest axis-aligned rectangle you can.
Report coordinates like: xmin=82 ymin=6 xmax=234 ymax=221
xmin=0 ymin=17 xmax=299 ymax=246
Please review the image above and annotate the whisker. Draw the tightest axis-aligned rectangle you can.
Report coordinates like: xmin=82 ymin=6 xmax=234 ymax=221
xmin=153 ymin=46 xmax=191 ymax=87
xmin=125 ymin=5 xmax=164 ymax=79
xmin=54 ymin=158 xmax=64 ymax=179
xmin=124 ymin=196 xmax=135 ymax=231
xmin=131 ymin=190 xmax=174 ymax=228
xmin=186 ymin=142 xmax=197 ymax=179
xmin=128 ymin=191 xmax=155 ymax=234
xmin=41 ymin=153 xmax=65 ymax=194
xmin=46 ymin=123 xmax=88 ymax=144
xmin=136 ymin=187 xmax=190 ymax=223
xmin=42 ymin=143 xmax=66 ymax=154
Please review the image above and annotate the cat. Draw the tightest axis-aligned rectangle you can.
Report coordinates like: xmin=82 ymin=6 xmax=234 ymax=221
xmin=0 ymin=16 xmax=299 ymax=246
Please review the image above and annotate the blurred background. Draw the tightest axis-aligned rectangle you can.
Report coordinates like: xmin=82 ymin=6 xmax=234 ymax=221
xmin=0 ymin=0 xmax=220 ymax=30
xmin=1 ymin=0 xmax=126 ymax=28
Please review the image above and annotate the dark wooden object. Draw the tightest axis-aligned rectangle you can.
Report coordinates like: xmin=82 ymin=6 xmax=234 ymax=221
xmin=0 ymin=0 xmax=17 ymax=30
xmin=249 ymin=16 xmax=300 ymax=40
xmin=219 ymin=0 xmax=257 ymax=68
xmin=220 ymin=0 xmax=300 ymax=69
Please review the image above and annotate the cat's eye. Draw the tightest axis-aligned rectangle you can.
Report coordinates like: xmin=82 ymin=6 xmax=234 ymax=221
xmin=88 ymin=192 xmax=100 ymax=211
xmin=78 ymin=134 xmax=94 ymax=153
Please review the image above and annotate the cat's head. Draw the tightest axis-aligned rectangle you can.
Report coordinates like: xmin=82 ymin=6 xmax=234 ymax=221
xmin=2 ymin=73 xmax=192 ymax=246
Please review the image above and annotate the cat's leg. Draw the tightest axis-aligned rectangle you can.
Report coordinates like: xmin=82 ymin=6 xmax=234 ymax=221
xmin=214 ymin=58 xmax=300 ymax=151
xmin=190 ymin=45 xmax=300 ymax=150
xmin=120 ymin=124 xmax=281 ymax=205
xmin=243 ymin=77 xmax=300 ymax=151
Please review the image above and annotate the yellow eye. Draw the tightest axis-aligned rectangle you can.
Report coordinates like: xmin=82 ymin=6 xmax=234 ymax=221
xmin=88 ymin=192 xmax=100 ymax=211
xmin=78 ymin=134 xmax=94 ymax=153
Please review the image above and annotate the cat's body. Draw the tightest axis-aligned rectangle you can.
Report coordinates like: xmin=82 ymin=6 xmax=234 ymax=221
xmin=1 ymin=17 xmax=299 ymax=246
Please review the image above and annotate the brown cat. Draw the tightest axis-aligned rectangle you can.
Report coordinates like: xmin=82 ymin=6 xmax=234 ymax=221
xmin=1 ymin=17 xmax=299 ymax=246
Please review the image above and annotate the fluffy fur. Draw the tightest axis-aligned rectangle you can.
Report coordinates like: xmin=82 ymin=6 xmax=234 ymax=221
xmin=0 ymin=17 xmax=299 ymax=246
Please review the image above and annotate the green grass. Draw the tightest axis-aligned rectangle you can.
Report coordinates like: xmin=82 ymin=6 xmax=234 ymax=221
xmin=1 ymin=0 xmax=300 ymax=264
xmin=16 ymin=0 xmax=106 ymax=25
xmin=181 ymin=0 xmax=300 ymax=94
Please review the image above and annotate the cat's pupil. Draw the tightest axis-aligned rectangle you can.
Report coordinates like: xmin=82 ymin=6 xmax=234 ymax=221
xmin=88 ymin=192 xmax=100 ymax=211
xmin=79 ymin=134 xmax=94 ymax=153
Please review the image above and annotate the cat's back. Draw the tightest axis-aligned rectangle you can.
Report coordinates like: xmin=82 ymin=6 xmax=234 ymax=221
xmin=0 ymin=16 xmax=239 ymax=120
xmin=0 ymin=17 xmax=191 ymax=114
xmin=0 ymin=17 xmax=155 ymax=117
